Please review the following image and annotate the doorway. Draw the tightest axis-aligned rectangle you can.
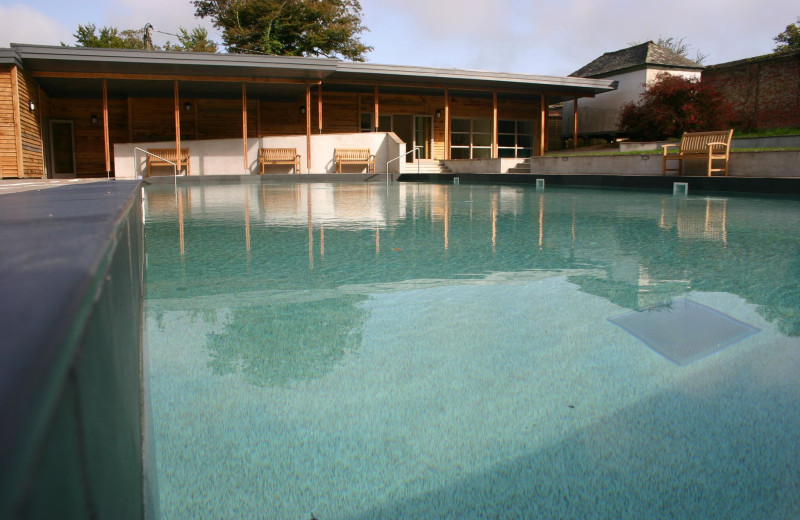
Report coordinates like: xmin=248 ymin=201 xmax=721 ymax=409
xmin=49 ymin=120 xmax=76 ymax=178
xmin=414 ymin=116 xmax=433 ymax=160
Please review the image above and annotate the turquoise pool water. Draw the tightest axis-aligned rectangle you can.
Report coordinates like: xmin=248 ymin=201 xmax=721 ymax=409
xmin=144 ymin=182 xmax=800 ymax=519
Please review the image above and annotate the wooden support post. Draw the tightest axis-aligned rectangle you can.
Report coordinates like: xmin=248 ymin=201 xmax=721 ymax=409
xmin=539 ymin=93 xmax=546 ymax=156
xmin=305 ymin=84 xmax=311 ymax=173
xmin=256 ymin=99 xmax=261 ymax=138
xmin=356 ymin=94 xmax=361 ymax=130
xmin=192 ymin=98 xmax=198 ymax=139
xmin=37 ymin=86 xmax=46 ymax=178
xmin=10 ymin=66 xmax=24 ymax=178
xmin=444 ymin=89 xmax=450 ymax=160
xmin=242 ymin=83 xmax=248 ymax=173
xmin=573 ymin=97 xmax=579 ymax=149
xmin=318 ymin=83 xmax=323 ymax=134
xmin=103 ymin=79 xmax=110 ymax=175
xmin=174 ymin=80 xmax=181 ymax=174
xmin=374 ymin=85 xmax=379 ymax=132
xmin=492 ymin=91 xmax=498 ymax=158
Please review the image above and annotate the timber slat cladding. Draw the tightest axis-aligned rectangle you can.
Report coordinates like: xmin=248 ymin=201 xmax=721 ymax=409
xmin=258 ymin=100 xmax=306 ymax=136
xmin=0 ymin=67 xmax=18 ymax=177
xmin=18 ymin=69 xmax=44 ymax=177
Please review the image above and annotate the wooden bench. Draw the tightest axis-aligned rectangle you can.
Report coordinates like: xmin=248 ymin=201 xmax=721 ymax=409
xmin=259 ymin=147 xmax=301 ymax=174
xmin=335 ymin=148 xmax=375 ymax=174
xmin=662 ymin=130 xmax=734 ymax=176
xmin=147 ymin=148 xmax=190 ymax=176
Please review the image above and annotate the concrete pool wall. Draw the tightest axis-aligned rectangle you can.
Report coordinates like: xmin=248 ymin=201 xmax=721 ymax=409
xmin=0 ymin=181 xmax=153 ymax=518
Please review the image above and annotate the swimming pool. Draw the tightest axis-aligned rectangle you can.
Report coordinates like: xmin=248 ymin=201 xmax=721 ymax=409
xmin=144 ymin=182 xmax=800 ymax=518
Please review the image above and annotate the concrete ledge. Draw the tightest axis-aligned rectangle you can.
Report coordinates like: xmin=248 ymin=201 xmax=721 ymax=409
xmin=530 ymin=150 xmax=800 ymax=177
xmin=142 ymin=173 xmax=401 ymax=185
xmin=0 ymin=181 xmax=150 ymax=517
xmin=398 ymin=173 xmax=800 ymax=195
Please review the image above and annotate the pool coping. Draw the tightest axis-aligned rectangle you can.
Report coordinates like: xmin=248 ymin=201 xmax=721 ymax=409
xmin=0 ymin=179 xmax=145 ymax=515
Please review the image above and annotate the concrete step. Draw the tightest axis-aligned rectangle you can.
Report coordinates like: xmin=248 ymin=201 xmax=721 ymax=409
xmin=403 ymin=160 xmax=451 ymax=174
xmin=507 ymin=157 xmax=531 ymax=173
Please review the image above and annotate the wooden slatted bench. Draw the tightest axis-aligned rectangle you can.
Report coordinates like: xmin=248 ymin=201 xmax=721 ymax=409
xmin=335 ymin=148 xmax=375 ymax=174
xmin=147 ymin=148 xmax=190 ymax=176
xmin=662 ymin=130 xmax=734 ymax=176
xmin=259 ymin=147 xmax=301 ymax=174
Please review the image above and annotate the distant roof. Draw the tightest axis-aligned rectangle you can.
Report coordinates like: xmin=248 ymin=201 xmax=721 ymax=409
xmin=570 ymin=42 xmax=704 ymax=78
xmin=704 ymin=48 xmax=800 ymax=71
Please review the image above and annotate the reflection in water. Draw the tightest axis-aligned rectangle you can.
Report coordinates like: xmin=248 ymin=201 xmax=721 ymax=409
xmin=204 ymin=294 xmax=367 ymax=387
xmin=144 ymin=182 xmax=800 ymax=520
xmin=144 ymin=182 xmax=800 ymax=390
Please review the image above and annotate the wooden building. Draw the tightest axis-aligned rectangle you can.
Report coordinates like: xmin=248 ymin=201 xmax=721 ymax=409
xmin=0 ymin=44 xmax=616 ymax=178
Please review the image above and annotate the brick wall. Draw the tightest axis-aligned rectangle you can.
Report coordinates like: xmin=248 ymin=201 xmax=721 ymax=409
xmin=703 ymin=50 xmax=800 ymax=130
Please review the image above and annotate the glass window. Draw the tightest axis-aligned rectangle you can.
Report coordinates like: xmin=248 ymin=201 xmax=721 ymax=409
xmin=498 ymin=120 xmax=516 ymax=133
xmin=378 ymin=115 xmax=392 ymax=133
xmin=473 ymin=119 xmax=491 ymax=133
xmin=473 ymin=133 xmax=492 ymax=147
xmin=360 ymin=113 xmax=372 ymax=133
xmin=449 ymin=117 xmax=534 ymax=159
xmin=451 ymin=133 xmax=471 ymax=146
xmin=451 ymin=148 xmax=471 ymax=159
xmin=451 ymin=119 xmax=470 ymax=132
xmin=498 ymin=134 xmax=516 ymax=147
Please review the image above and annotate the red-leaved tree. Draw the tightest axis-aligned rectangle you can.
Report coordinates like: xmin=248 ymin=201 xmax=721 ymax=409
xmin=618 ymin=72 xmax=733 ymax=140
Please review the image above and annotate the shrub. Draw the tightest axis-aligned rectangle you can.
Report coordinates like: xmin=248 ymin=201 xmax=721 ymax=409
xmin=618 ymin=72 xmax=734 ymax=141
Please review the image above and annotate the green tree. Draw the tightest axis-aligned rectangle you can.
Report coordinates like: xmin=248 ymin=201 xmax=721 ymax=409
xmin=164 ymin=27 xmax=219 ymax=52
xmin=618 ymin=72 xmax=733 ymax=140
xmin=192 ymin=0 xmax=372 ymax=60
xmin=773 ymin=17 xmax=800 ymax=53
xmin=71 ymin=23 xmax=152 ymax=49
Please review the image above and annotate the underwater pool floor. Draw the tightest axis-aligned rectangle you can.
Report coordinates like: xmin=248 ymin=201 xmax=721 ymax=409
xmin=144 ymin=183 xmax=800 ymax=518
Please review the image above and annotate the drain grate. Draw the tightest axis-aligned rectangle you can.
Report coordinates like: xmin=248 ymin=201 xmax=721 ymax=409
xmin=609 ymin=298 xmax=760 ymax=365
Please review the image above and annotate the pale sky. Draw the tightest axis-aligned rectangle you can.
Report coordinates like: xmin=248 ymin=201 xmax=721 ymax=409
xmin=0 ymin=0 xmax=796 ymax=76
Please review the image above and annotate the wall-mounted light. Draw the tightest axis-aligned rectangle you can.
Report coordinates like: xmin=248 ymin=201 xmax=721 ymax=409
xmin=300 ymin=106 xmax=306 ymax=115
xmin=91 ymin=114 xmax=98 ymax=125
xmin=435 ymin=109 xmax=441 ymax=119
xmin=184 ymin=102 xmax=192 ymax=112
xmin=28 ymin=100 xmax=35 ymax=111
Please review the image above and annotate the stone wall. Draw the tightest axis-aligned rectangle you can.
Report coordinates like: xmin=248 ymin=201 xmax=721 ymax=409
xmin=703 ymin=50 xmax=800 ymax=130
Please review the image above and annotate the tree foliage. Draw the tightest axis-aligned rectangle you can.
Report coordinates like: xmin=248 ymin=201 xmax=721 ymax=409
xmin=628 ymin=36 xmax=707 ymax=64
xmin=72 ymin=23 xmax=150 ymax=49
xmin=618 ymin=72 xmax=733 ymax=140
xmin=192 ymin=0 xmax=372 ymax=60
xmin=164 ymin=27 xmax=219 ymax=52
xmin=773 ymin=17 xmax=800 ymax=53
xmin=70 ymin=23 xmax=218 ymax=52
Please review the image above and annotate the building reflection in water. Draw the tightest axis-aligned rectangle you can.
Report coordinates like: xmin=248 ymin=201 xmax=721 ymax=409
xmin=144 ymin=181 xmax=800 ymax=381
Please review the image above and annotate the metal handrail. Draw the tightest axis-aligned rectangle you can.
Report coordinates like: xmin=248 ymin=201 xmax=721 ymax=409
xmin=386 ymin=147 xmax=421 ymax=185
xmin=134 ymin=147 xmax=183 ymax=192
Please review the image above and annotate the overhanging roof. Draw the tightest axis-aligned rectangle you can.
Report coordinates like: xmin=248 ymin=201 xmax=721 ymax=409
xmin=7 ymin=44 xmax=617 ymax=101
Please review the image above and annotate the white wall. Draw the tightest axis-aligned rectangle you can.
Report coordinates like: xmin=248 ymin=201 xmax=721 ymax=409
xmin=113 ymin=133 xmax=405 ymax=179
xmin=562 ymin=68 xmax=702 ymax=138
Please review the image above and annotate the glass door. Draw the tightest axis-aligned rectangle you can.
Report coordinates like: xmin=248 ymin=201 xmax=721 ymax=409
xmin=49 ymin=120 xmax=76 ymax=178
xmin=414 ymin=116 xmax=433 ymax=160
